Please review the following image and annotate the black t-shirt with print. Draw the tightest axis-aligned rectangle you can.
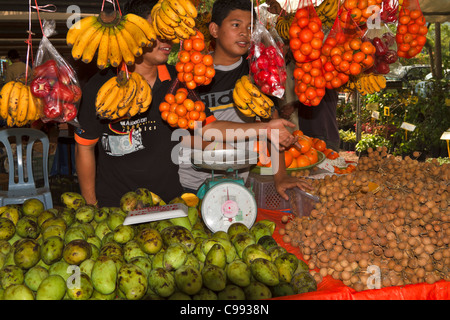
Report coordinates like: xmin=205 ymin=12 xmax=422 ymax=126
xmin=75 ymin=66 xmax=183 ymax=207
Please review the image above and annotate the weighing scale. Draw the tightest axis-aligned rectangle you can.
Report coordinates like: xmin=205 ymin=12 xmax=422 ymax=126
xmin=191 ymin=149 xmax=259 ymax=233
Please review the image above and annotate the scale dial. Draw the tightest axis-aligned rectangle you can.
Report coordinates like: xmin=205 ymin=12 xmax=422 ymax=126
xmin=201 ymin=181 xmax=257 ymax=233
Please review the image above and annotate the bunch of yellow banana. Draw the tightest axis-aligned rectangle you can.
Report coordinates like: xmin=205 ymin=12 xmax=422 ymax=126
xmin=233 ymin=75 xmax=273 ymax=119
xmin=275 ymin=14 xmax=294 ymax=41
xmin=95 ymin=71 xmax=152 ymax=120
xmin=0 ymin=81 xmax=41 ymax=127
xmin=67 ymin=11 xmax=157 ymax=69
xmin=354 ymin=74 xmax=387 ymax=96
xmin=315 ymin=0 xmax=340 ymax=29
xmin=150 ymin=0 xmax=198 ymax=42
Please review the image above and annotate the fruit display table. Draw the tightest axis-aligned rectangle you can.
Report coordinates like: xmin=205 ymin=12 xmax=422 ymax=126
xmin=257 ymin=208 xmax=450 ymax=300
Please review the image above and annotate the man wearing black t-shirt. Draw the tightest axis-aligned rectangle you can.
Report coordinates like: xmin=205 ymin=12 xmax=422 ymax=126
xmin=74 ymin=0 xmax=183 ymax=207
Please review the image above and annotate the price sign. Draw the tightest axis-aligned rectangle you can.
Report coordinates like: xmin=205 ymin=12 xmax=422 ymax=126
xmin=384 ymin=106 xmax=390 ymax=116
xmin=400 ymin=122 xmax=416 ymax=132
xmin=371 ymin=111 xmax=380 ymax=119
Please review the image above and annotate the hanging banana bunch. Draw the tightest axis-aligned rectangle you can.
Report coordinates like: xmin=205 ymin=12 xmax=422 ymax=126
xmin=95 ymin=70 xmax=152 ymax=120
xmin=150 ymin=0 xmax=198 ymax=42
xmin=0 ymin=81 xmax=42 ymax=127
xmin=315 ymin=0 xmax=340 ymax=29
xmin=233 ymin=75 xmax=274 ymax=119
xmin=67 ymin=11 xmax=157 ymax=69
xmin=275 ymin=13 xmax=294 ymax=42
xmin=354 ymin=74 xmax=387 ymax=96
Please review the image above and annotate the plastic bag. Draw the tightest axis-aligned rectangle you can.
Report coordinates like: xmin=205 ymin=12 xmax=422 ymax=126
xmin=249 ymin=22 xmax=287 ymax=99
xmin=31 ymin=20 xmax=81 ymax=125
xmin=289 ymin=0 xmax=324 ymax=64
xmin=364 ymin=23 xmax=400 ymax=75
xmin=396 ymin=0 xmax=427 ymax=59
xmin=380 ymin=0 xmax=399 ymax=23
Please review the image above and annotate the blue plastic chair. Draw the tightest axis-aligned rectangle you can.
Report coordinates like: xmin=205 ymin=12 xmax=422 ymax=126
xmin=0 ymin=128 xmax=53 ymax=209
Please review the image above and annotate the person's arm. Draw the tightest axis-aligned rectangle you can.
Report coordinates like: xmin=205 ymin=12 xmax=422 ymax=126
xmin=75 ymin=142 xmax=98 ymax=206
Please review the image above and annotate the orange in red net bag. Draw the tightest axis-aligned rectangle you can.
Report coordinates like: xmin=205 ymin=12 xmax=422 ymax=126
xmin=395 ymin=0 xmax=427 ymax=59
xmin=293 ymin=56 xmax=327 ymax=106
xmin=289 ymin=0 xmax=324 ymax=64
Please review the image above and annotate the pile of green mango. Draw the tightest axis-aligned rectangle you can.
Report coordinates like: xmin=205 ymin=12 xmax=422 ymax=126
xmin=0 ymin=190 xmax=316 ymax=300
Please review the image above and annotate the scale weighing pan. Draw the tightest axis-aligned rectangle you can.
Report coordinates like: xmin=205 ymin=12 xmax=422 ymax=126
xmin=191 ymin=149 xmax=259 ymax=171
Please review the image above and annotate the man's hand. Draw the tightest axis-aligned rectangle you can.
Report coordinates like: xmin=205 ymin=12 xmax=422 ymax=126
xmin=274 ymin=174 xmax=313 ymax=201
xmin=266 ymin=118 xmax=298 ymax=151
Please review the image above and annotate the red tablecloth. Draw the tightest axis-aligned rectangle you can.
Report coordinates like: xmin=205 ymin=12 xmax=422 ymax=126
xmin=256 ymin=209 xmax=450 ymax=300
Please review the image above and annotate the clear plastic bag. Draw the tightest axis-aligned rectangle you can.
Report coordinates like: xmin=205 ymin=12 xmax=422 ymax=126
xmin=381 ymin=0 xmax=399 ymax=24
xmin=248 ymin=21 xmax=287 ymax=99
xmin=31 ymin=20 xmax=81 ymax=125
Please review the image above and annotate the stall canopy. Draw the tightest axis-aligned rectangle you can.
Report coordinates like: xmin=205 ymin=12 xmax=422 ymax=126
xmin=0 ymin=0 xmax=449 ymax=60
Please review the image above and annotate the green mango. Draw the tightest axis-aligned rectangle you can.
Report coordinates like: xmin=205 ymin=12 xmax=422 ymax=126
xmin=58 ymin=208 xmax=75 ymax=227
xmin=201 ymin=264 xmax=226 ymax=292
xmin=169 ymin=216 xmax=192 ymax=231
xmin=148 ymin=267 xmax=176 ymax=298
xmin=41 ymin=225 xmax=65 ymax=241
xmin=79 ymin=259 xmax=95 ymax=277
xmin=193 ymin=241 xmax=206 ymax=263
xmin=163 ymin=243 xmax=187 ymax=271
xmin=160 ymin=225 xmax=196 ymax=252
xmin=191 ymin=229 xmax=209 ymax=243
xmin=3 ymin=284 xmax=34 ymax=300
xmin=0 ymin=205 xmax=21 ymax=225
xmin=193 ymin=287 xmax=218 ymax=300
xmin=250 ymin=258 xmax=280 ymax=286
xmin=66 ymin=272 xmax=94 ymax=300
xmin=243 ymin=281 xmax=272 ymax=300
xmin=0 ymin=217 xmax=15 ymax=241
xmin=37 ymin=210 xmax=56 ymax=228
xmin=225 ymin=259 xmax=251 ymax=287
xmin=274 ymin=253 xmax=299 ymax=283
xmin=290 ymin=271 xmax=317 ymax=294
xmin=227 ymin=222 xmax=249 ymax=243
xmin=135 ymin=188 xmax=153 ymax=208
xmin=109 ymin=207 xmax=128 ymax=217
xmin=257 ymin=235 xmax=279 ymax=251
xmin=14 ymin=238 xmax=41 ymax=269
xmin=154 ymin=220 xmax=173 ymax=233
xmin=0 ymin=265 xmax=24 ymax=289
xmin=113 ymin=224 xmax=135 ymax=244
xmin=119 ymin=191 xmax=139 ymax=213
xmin=94 ymin=207 xmax=109 ymax=223
xmin=232 ymin=232 xmax=255 ymax=258
xmin=22 ymin=198 xmax=45 ymax=217
xmin=41 ymin=236 xmax=64 ymax=265
xmin=86 ymin=235 xmax=102 ymax=250
xmin=48 ymin=260 xmax=71 ymax=281
xmin=36 ymin=274 xmax=66 ymax=300
xmin=64 ymin=226 xmax=87 ymax=244
xmin=242 ymin=244 xmax=271 ymax=265
xmin=0 ymin=252 xmax=5 ymax=270
xmin=204 ymin=243 xmax=226 ymax=269
xmin=94 ymin=220 xmax=111 ymax=240
xmin=41 ymin=217 xmax=67 ymax=233
xmin=151 ymin=250 xmax=165 ymax=269
xmin=184 ymin=253 xmax=200 ymax=270
xmin=214 ymin=237 xmax=237 ymax=264
xmin=61 ymin=192 xmax=86 ymax=211
xmin=106 ymin=212 xmax=125 ymax=231
xmin=270 ymin=282 xmax=296 ymax=298
xmin=75 ymin=205 xmax=96 ymax=223
xmin=123 ymin=240 xmax=147 ymax=263
xmin=77 ymin=222 xmax=95 ymax=237
xmin=91 ymin=289 xmax=117 ymax=300
xmin=117 ymin=263 xmax=148 ymax=300
xmin=187 ymin=207 xmax=199 ymax=226
xmin=268 ymin=245 xmax=288 ymax=261
xmin=168 ymin=291 xmax=192 ymax=300
xmin=91 ymin=256 xmax=117 ymax=295
xmin=63 ymin=239 xmax=91 ymax=265
xmin=294 ymin=258 xmax=309 ymax=274
xmin=110 ymin=255 xmax=125 ymax=273
xmin=217 ymin=284 xmax=246 ymax=300
xmin=129 ymin=256 xmax=152 ymax=276
xmin=201 ymin=238 xmax=221 ymax=255
xmin=257 ymin=219 xmax=276 ymax=235
xmin=99 ymin=241 xmax=122 ymax=258
xmin=16 ymin=216 xmax=40 ymax=239
xmin=174 ymin=265 xmax=202 ymax=296
xmin=24 ymin=266 xmax=49 ymax=291
xmin=0 ymin=240 xmax=12 ymax=256
xmin=136 ymin=228 xmax=163 ymax=255
xmin=250 ymin=221 xmax=273 ymax=243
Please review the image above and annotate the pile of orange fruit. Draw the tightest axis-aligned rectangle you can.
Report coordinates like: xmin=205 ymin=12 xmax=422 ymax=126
xmin=289 ymin=7 xmax=324 ymax=63
xmin=175 ymin=31 xmax=215 ymax=90
xmin=159 ymin=87 xmax=206 ymax=129
xmin=293 ymin=57 xmax=326 ymax=106
xmin=396 ymin=3 xmax=428 ymax=58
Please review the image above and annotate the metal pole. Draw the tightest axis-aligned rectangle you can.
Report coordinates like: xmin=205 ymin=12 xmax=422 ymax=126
xmin=355 ymin=90 xmax=362 ymax=142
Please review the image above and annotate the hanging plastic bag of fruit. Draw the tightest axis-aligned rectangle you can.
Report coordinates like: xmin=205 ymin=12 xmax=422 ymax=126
xmin=159 ymin=77 xmax=207 ymax=130
xmin=380 ymin=0 xmax=399 ymax=24
xmin=396 ymin=0 xmax=427 ymax=59
xmin=175 ymin=30 xmax=215 ymax=91
xmin=248 ymin=21 xmax=287 ymax=99
xmin=364 ymin=22 xmax=400 ymax=75
xmin=31 ymin=20 xmax=81 ymax=125
xmin=288 ymin=0 xmax=324 ymax=64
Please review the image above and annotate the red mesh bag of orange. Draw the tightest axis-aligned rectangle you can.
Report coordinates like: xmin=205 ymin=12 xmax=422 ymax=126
xmin=395 ymin=0 xmax=427 ymax=59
